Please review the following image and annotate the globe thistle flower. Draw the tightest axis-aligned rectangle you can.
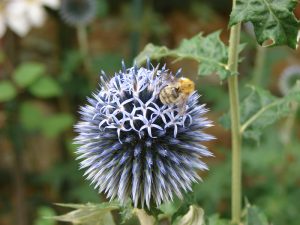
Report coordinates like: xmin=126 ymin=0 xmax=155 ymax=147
xmin=60 ymin=0 xmax=97 ymax=27
xmin=278 ymin=65 xmax=300 ymax=95
xmin=75 ymin=61 xmax=214 ymax=208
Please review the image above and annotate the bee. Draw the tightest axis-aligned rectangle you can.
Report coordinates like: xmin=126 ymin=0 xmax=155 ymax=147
xmin=159 ymin=77 xmax=195 ymax=115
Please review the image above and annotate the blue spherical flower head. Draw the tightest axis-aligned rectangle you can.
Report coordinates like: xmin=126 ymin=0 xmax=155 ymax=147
xmin=75 ymin=61 xmax=214 ymax=208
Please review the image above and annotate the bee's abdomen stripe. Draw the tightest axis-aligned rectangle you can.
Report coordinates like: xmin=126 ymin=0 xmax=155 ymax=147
xmin=159 ymin=89 xmax=167 ymax=104
xmin=160 ymin=88 xmax=178 ymax=104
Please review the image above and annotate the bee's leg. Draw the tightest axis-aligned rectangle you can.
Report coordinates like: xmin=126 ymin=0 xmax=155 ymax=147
xmin=171 ymin=87 xmax=179 ymax=98
xmin=176 ymin=95 xmax=188 ymax=115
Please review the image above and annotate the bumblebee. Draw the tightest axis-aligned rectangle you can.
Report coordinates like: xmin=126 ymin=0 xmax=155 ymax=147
xmin=159 ymin=77 xmax=195 ymax=114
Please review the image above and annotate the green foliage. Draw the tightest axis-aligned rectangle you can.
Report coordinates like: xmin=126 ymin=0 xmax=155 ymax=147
xmin=41 ymin=114 xmax=74 ymax=138
xmin=172 ymin=204 xmax=269 ymax=225
xmin=193 ymin=160 xmax=231 ymax=211
xmin=243 ymin=202 xmax=269 ymax=225
xmin=20 ymin=101 xmax=73 ymax=137
xmin=0 ymin=50 xmax=5 ymax=63
xmin=229 ymin=0 xmax=299 ymax=48
xmin=92 ymin=53 xmax=123 ymax=75
xmin=156 ymin=195 xmax=199 ymax=224
xmin=20 ymin=101 xmax=44 ymax=131
xmin=256 ymin=47 xmax=290 ymax=87
xmin=206 ymin=215 xmax=231 ymax=225
xmin=159 ymin=201 xmax=181 ymax=218
xmin=199 ymin=85 xmax=229 ymax=112
xmin=135 ymin=31 xmax=230 ymax=79
xmin=29 ymin=77 xmax=62 ymax=98
xmin=60 ymin=50 xmax=83 ymax=82
xmin=34 ymin=206 xmax=56 ymax=225
xmin=119 ymin=201 xmax=134 ymax=223
xmin=0 ymin=81 xmax=17 ymax=102
xmin=13 ymin=62 xmax=46 ymax=88
xmin=241 ymin=84 xmax=300 ymax=141
xmin=220 ymin=84 xmax=300 ymax=142
xmin=53 ymin=202 xmax=119 ymax=225
xmin=242 ymin=134 xmax=300 ymax=225
xmin=36 ymin=161 xmax=100 ymax=203
xmin=1 ymin=2 xmax=300 ymax=225
xmin=97 ymin=0 xmax=109 ymax=17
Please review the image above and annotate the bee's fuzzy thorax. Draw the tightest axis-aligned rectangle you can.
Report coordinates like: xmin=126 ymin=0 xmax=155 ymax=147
xmin=178 ymin=77 xmax=195 ymax=94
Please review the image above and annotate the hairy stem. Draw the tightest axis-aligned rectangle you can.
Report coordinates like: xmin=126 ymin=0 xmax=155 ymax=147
xmin=227 ymin=1 xmax=242 ymax=224
xmin=134 ymin=209 xmax=156 ymax=225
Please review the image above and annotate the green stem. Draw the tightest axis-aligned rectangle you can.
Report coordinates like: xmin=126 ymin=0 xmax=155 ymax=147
xmin=130 ymin=0 xmax=143 ymax=60
xmin=227 ymin=1 xmax=242 ymax=224
xmin=251 ymin=45 xmax=266 ymax=86
xmin=76 ymin=25 xmax=94 ymax=87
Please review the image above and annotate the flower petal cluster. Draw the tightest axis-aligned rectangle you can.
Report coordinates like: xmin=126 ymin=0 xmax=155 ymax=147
xmin=0 ymin=0 xmax=60 ymax=38
xmin=60 ymin=0 xmax=97 ymax=27
xmin=75 ymin=61 xmax=214 ymax=208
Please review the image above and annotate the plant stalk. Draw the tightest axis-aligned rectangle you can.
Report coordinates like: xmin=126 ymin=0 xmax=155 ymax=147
xmin=130 ymin=0 xmax=143 ymax=60
xmin=77 ymin=25 xmax=94 ymax=87
xmin=227 ymin=1 xmax=242 ymax=224
xmin=251 ymin=45 xmax=266 ymax=86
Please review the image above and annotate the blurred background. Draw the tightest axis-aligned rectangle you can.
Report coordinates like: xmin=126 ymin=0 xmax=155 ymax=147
xmin=0 ymin=0 xmax=300 ymax=225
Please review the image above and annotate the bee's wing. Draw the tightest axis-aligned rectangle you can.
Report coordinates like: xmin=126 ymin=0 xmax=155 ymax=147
xmin=176 ymin=95 xmax=189 ymax=115
xmin=157 ymin=74 xmax=177 ymax=95
xmin=160 ymin=71 xmax=177 ymax=84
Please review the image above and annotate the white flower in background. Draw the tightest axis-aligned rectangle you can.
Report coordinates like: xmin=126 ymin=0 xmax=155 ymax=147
xmin=40 ymin=0 xmax=60 ymax=9
xmin=5 ymin=1 xmax=31 ymax=37
xmin=0 ymin=0 xmax=60 ymax=38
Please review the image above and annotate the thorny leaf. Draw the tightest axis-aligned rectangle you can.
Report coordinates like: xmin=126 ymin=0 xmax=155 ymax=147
xmin=220 ymin=83 xmax=300 ymax=142
xmin=136 ymin=31 xmax=231 ymax=79
xmin=241 ymin=84 xmax=300 ymax=141
xmin=229 ymin=0 xmax=300 ymax=48
xmin=243 ymin=202 xmax=269 ymax=225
